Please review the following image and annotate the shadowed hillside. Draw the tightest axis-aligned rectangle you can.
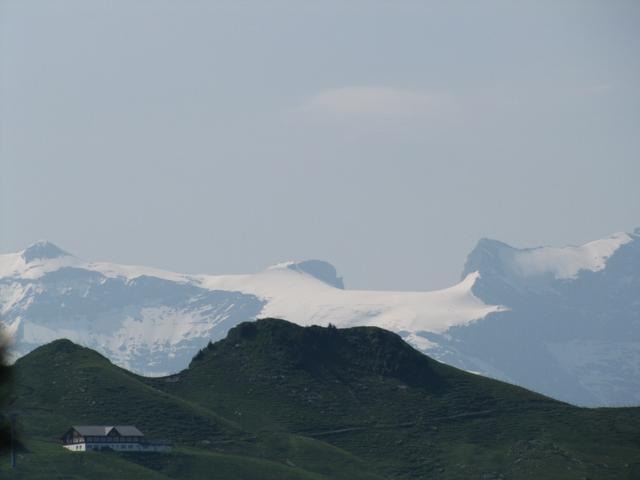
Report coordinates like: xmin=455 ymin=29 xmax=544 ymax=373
xmin=2 ymin=319 xmax=639 ymax=479
xmin=0 ymin=338 xmax=11 ymax=453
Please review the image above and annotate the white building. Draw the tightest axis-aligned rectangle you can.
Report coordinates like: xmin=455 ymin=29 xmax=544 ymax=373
xmin=61 ymin=425 xmax=171 ymax=453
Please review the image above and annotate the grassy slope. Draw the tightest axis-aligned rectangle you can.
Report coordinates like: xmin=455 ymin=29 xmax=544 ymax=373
xmin=8 ymin=339 xmax=240 ymax=442
xmin=1 ymin=440 xmax=168 ymax=480
xmin=1 ymin=319 xmax=639 ymax=479
xmin=1 ymin=338 xmax=382 ymax=480
xmin=1 ymin=440 xmax=353 ymax=480
xmin=150 ymin=319 xmax=640 ymax=479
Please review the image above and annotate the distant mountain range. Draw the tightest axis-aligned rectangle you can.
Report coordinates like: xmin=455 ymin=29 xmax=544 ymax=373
xmin=1 ymin=228 xmax=639 ymax=406
xmin=6 ymin=319 xmax=640 ymax=479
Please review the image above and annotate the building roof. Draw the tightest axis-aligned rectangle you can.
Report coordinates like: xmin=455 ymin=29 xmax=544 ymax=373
xmin=72 ymin=425 xmax=144 ymax=437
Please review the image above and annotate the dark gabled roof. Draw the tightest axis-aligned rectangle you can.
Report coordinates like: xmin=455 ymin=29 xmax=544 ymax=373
xmin=71 ymin=425 xmax=144 ymax=437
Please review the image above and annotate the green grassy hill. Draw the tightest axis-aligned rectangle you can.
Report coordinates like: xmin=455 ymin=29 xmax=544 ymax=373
xmin=2 ymin=335 xmax=381 ymax=480
xmin=2 ymin=319 xmax=639 ymax=479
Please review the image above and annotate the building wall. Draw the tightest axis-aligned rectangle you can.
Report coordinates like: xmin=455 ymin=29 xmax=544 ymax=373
xmin=63 ymin=442 xmax=171 ymax=453
xmin=63 ymin=443 xmax=86 ymax=452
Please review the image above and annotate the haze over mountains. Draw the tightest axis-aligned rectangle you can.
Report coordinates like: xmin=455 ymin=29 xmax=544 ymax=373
xmin=1 ymin=229 xmax=639 ymax=406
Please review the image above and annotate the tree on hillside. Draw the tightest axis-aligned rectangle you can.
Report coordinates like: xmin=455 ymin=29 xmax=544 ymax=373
xmin=0 ymin=337 xmax=11 ymax=452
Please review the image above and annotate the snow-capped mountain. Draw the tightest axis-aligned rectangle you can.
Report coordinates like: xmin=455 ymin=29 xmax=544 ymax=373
xmin=425 ymin=229 xmax=640 ymax=407
xmin=1 ymin=229 xmax=639 ymax=406
xmin=0 ymin=241 xmax=501 ymax=374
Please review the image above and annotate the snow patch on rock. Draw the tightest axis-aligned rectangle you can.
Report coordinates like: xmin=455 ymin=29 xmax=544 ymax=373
xmin=512 ymin=232 xmax=632 ymax=279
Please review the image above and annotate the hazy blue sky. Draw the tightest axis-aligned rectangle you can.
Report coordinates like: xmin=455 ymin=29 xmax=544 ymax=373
xmin=1 ymin=0 xmax=639 ymax=290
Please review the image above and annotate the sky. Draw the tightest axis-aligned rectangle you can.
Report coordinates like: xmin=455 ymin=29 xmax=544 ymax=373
xmin=1 ymin=0 xmax=639 ymax=291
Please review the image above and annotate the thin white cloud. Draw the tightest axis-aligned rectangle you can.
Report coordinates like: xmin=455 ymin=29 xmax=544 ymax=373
xmin=296 ymin=86 xmax=453 ymax=118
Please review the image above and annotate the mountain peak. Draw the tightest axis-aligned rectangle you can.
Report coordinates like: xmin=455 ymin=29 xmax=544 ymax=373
xmin=195 ymin=318 xmax=443 ymax=387
xmin=462 ymin=231 xmax=634 ymax=281
xmin=269 ymin=259 xmax=345 ymax=289
xmin=21 ymin=240 xmax=71 ymax=263
xmin=461 ymin=237 xmax=515 ymax=280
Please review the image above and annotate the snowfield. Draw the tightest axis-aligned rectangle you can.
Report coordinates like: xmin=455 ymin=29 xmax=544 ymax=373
xmin=198 ymin=267 xmax=506 ymax=334
xmin=501 ymin=231 xmax=633 ymax=280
